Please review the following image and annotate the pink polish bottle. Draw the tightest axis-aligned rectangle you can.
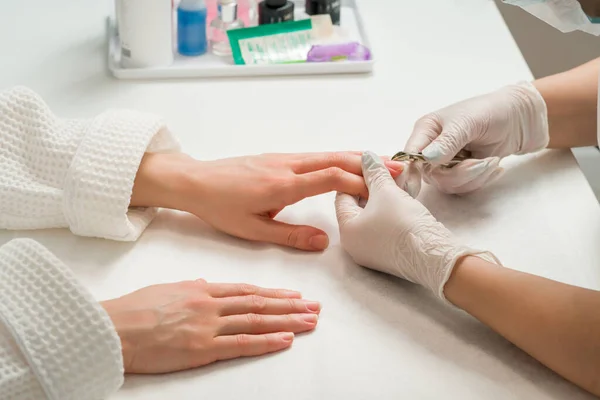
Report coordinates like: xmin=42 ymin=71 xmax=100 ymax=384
xmin=207 ymin=0 xmax=257 ymax=27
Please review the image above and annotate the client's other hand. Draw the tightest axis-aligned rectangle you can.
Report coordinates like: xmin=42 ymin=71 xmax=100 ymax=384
xmin=102 ymin=280 xmax=321 ymax=374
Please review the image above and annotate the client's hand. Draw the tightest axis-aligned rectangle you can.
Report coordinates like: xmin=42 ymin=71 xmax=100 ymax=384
xmin=132 ymin=152 xmax=404 ymax=252
xmin=101 ymin=280 xmax=321 ymax=374
xmin=335 ymin=151 xmax=498 ymax=300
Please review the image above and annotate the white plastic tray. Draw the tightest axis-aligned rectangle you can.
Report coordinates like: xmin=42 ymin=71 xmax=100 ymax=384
xmin=107 ymin=0 xmax=374 ymax=79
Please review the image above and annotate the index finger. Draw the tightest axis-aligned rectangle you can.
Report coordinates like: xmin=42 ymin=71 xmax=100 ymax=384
xmin=293 ymin=152 xmax=404 ymax=176
xmin=293 ymin=168 xmax=370 ymax=201
xmin=292 ymin=152 xmax=364 ymax=175
xmin=208 ymin=283 xmax=303 ymax=299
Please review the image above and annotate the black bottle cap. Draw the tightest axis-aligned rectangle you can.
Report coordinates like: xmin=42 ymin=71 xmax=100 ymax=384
xmin=305 ymin=0 xmax=341 ymax=24
xmin=266 ymin=0 xmax=287 ymax=7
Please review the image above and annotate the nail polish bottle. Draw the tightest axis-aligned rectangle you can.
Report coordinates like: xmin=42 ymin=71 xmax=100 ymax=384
xmin=258 ymin=0 xmax=294 ymax=25
xmin=246 ymin=0 xmax=259 ymax=26
xmin=305 ymin=0 xmax=341 ymax=25
xmin=207 ymin=0 xmax=258 ymax=26
xmin=209 ymin=0 xmax=245 ymax=57
xmin=177 ymin=0 xmax=208 ymax=56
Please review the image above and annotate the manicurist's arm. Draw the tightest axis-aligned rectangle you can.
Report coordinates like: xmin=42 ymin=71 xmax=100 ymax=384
xmin=336 ymin=152 xmax=600 ymax=397
xmin=446 ymin=256 xmax=600 ymax=396
xmin=534 ymin=57 xmax=600 ymax=149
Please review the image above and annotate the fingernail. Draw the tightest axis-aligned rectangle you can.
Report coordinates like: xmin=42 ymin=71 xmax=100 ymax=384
xmin=422 ymin=143 xmax=442 ymax=161
xmin=302 ymin=314 xmax=319 ymax=324
xmin=305 ymin=301 xmax=321 ymax=313
xmin=309 ymin=234 xmax=329 ymax=250
xmin=385 ymin=162 xmax=404 ymax=176
xmin=279 ymin=332 xmax=294 ymax=342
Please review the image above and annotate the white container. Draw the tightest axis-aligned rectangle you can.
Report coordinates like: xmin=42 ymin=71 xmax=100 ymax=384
xmin=116 ymin=0 xmax=174 ymax=68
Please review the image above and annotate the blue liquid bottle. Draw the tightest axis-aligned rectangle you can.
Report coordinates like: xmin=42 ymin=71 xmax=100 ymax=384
xmin=178 ymin=0 xmax=208 ymax=56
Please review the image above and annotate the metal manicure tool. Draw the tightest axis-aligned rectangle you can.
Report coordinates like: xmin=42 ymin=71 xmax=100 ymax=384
xmin=391 ymin=149 xmax=471 ymax=168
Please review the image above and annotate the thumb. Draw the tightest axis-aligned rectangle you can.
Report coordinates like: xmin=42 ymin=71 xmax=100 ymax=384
xmin=362 ymin=151 xmax=397 ymax=194
xmin=422 ymin=128 xmax=472 ymax=165
xmin=334 ymin=192 xmax=361 ymax=229
xmin=251 ymin=219 xmax=330 ymax=252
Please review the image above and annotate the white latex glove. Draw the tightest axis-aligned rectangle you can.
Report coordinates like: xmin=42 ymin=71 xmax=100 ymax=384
xmin=336 ymin=151 xmax=500 ymax=301
xmin=399 ymin=81 xmax=549 ymax=197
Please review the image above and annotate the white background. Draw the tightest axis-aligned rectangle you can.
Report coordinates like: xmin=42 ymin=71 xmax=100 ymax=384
xmin=1 ymin=1 xmax=600 ymax=398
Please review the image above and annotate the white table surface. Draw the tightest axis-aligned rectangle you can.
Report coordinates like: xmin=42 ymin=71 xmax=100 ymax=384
xmin=2 ymin=1 xmax=600 ymax=399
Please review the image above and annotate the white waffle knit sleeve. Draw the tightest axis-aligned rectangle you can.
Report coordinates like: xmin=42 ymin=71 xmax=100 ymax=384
xmin=0 ymin=87 xmax=181 ymax=241
xmin=0 ymin=239 xmax=124 ymax=400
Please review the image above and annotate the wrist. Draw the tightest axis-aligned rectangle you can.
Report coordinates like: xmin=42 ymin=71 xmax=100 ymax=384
xmin=130 ymin=152 xmax=195 ymax=211
xmin=510 ymin=81 xmax=549 ymax=154
xmin=443 ymin=256 xmax=477 ymax=308
xmin=444 ymin=255 xmax=498 ymax=309
xmin=101 ymin=299 xmax=138 ymax=373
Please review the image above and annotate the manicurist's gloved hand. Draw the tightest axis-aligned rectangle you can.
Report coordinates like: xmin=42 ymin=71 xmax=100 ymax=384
xmin=335 ymin=152 xmax=500 ymax=300
xmin=400 ymin=82 xmax=549 ymax=197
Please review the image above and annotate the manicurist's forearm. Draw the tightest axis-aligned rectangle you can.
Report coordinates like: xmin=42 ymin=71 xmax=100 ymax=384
xmin=534 ymin=57 xmax=600 ymax=149
xmin=445 ymin=256 xmax=600 ymax=396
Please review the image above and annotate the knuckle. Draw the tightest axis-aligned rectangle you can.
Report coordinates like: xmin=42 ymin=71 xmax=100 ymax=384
xmin=268 ymin=176 xmax=294 ymax=199
xmin=278 ymin=176 xmax=298 ymax=196
xmin=326 ymin=152 xmax=348 ymax=166
xmin=269 ymin=175 xmax=289 ymax=188
xmin=325 ymin=167 xmax=345 ymax=182
xmin=286 ymin=298 xmax=297 ymax=310
xmin=238 ymin=283 xmax=258 ymax=296
xmin=188 ymin=337 xmax=210 ymax=352
xmin=286 ymin=226 xmax=302 ymax=248
xmin=183 ymin=279 xmax=205 ymax=290
xmin=414 ymin=113 xmax=439 ymax=129
xmin=236 ymin=334 xmax=252 ymax=348
xmin=247 ymin=313 xmax=264 ymax=327
xmin=184 ymin=296 xmax=213 ymax=311
xmin=249 ymin=295 xmax=267 ymax=311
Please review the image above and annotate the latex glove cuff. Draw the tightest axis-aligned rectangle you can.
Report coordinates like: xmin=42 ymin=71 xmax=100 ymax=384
xmin=438 ymin=247 xmax=502 ymax=303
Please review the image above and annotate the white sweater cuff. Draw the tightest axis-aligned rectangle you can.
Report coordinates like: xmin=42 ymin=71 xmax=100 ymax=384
xmin=62 ymin=109 xmax=180 ymax=241
xmin=0 ymin=239 xmax=124 ymax=400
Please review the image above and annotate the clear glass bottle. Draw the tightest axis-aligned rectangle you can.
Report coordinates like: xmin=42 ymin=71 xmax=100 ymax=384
xmin=209 ymin=0 xmax=245 ymax=57
xmin=207 ymin=0 xmax=257 ymax=27
xmin=246 ymin=0 xmax=258 ymax=26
